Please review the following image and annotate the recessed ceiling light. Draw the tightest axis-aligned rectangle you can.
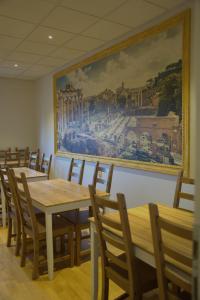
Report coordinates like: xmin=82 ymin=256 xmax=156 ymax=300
xmin=14 ymin=64 xmax=18 ymax=67
xmin=48 ymin=35 xmax=53 ymax=40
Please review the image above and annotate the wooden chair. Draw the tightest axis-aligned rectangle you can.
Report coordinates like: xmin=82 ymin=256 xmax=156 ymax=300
xmin=173 ymin=170 xmax=194 ymax=211
xmin=149 ymin=203 xmax=192 ymax=300
xmin=92 ymin=162 xmax=114 ymax=195
xmin=0 ymin=148 xmax=11 ymax=164
xmin=4 ymin=151 xmax=20 ymax=168
xmin=0 ymin=168 xmax=21 ymax=256
xmin=40 ymin=153 xmax=52 ymax=179
xmin=61 ymin=158 xmax=85 ymax=265
xmin=67 ymin=158 xmax=85 ymax=184
xmin=89 ymin=185 xmax=157 ymax=300
xmin=63 ymin=162 xmax=114 ymax=265
xmin=29 ymin=149 xmax=40 ymax=171
xmin=0 ymin=148 xmax=10 ymax=216
xmin=10 ymin=169 xmax=75 ymax=280
xmin=16 ymin=147 xmax=29 ymax=167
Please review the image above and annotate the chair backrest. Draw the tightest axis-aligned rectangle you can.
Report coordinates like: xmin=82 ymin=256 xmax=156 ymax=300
xmin=92 ymin=162 xmax=114 ymax=193
xmin=89 ymin=185 xmax=138 ymax=297
xmin=40 ymin=153 xmax=52 ymax=179
xmin=29 ymin=149 xmax=40 ymax=171
xmin=0 ymin=168 xmax=20 ymax=221
xmin=149 ymin=203 xmax=192 ymax=299
xmin=0 ymin=148 xmax=11 ymax=161
xmin=173 ymin=170 xmax=195 ymax=210
xmin=16 ymin=147 xmax=30 ymax=166
xmin=5 ymin=151 xmax=20 ymax=167
xmin=67 ymin=158 xmax=85 ymax=185
xmin=9 ymin=169 xmax=38 ymax=238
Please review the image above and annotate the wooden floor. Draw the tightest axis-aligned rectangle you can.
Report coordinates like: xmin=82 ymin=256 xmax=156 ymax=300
xmin=0 ymin=227 xmax=122 ymax=300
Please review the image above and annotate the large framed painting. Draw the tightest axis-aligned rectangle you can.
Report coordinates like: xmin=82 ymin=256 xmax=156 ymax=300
xmin=53 ymin=10 xmax=190 ymax=175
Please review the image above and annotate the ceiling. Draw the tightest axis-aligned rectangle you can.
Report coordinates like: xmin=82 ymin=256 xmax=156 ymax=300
xmin=0 ymin=0 xmax=188 ymax=80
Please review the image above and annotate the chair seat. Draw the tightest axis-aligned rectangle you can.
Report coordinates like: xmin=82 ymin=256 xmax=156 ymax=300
xmin=34 ymin=207 xmax=43 ymax=215
xmin=62 ymin=209 xmax=90 ymax=226
xmin=108 ymin=253 xmax=157 ymax=294
xmin=142 ymin=289 xmax=191 ymax=300
xmin=34 ymin=214 xmax=74 ymax=239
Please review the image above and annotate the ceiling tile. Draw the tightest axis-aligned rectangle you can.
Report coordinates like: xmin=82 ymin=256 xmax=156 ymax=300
xmin=0 ymin=35 xmax=22 ymax=50
xmin=0 ymin=60 xmax=30 ymax=70
xmin=61 ymin=0 xmax=127 ymax=17
xmin=0 ymin=67 xmax=23 ymax=77
xmin=16 ymin=41 xmax=56 ymax=55
xmin=21 ymin=65 xmax=54 ymax=78
xmin=17 ymin=74 xmax=39 ymax=80
xmin=27 ymin=26 xmax=76 ymax=46
xmin=43 ymin=0 xmax=60 ymax=3
xmin=7 ymin=52 xmax=42 ymax=64
xmin=146 ymin=0 xmax=185 ymax=9
xmin=42 ymin=6 xmax=98 ymax=33
xmin=50 ymin=47 xmax=85 ymax=60
xmin=37 ymin=56 xmax=66 ymax=67
xmin=83 ymin=20 xmax=131 ymax=41
xmin=26 ymin=65 xmax=54 ymax=73
xmin=0 ymin=16 xmax=35 ymax=38
xmin=0 ymin=0 xmax=55 ymax=23
xmin=64 ymin=36 xmax=105 ymax=51
xmin=105 ymin=0 xmax=164 ymax=28
xmin=0 ymin=49 xmax=12 ymax=59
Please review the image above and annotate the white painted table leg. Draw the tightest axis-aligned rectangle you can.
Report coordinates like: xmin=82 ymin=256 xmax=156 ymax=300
xmin=45 ymin=212 xmax=54 ymax=280
xmin=0 ymin=181 xmax=6 ymax=228
xmin=91 ymin=221 xmax=99 ymax=300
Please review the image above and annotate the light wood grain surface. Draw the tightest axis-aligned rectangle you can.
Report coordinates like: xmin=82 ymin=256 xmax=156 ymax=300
xmin=13 ymin=167 xmax=47 ymax=179
xmin=91 ymin=204 xmax=193 ymax=275
xmin=27 ymin=179 xmax=108 ymax=207
xmin=0 ymin=228 xmax=122 ymax=300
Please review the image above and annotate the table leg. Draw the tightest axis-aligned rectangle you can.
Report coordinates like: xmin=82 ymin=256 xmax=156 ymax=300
xmin=0 ymin=181 xmax=7 ymax=228
xmin=91 ymin=222 xmax=99 ymax=300
xmin=45 ymin=212 xmax=54 ymax=280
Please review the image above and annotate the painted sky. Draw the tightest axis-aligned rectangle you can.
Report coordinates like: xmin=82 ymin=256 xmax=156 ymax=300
xmin=56 ymin=24 xmax=182 ymax=97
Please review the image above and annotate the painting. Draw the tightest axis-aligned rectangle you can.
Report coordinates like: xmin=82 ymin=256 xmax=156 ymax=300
xmin=54 ymin=10 xmax=190 ymax=175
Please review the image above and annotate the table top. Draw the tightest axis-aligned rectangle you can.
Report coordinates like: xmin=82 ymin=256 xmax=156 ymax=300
xmin=13 ymin=167 xmax=47 ymax=179
xmin=91 ymin=204 xmax=193 ymax=274
xmin=27 ymin=178 xmax=109 ymax=208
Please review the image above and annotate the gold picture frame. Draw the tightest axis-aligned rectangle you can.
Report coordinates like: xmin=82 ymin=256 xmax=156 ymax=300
xmin=53 ymin=10 xmax=190 ymax=175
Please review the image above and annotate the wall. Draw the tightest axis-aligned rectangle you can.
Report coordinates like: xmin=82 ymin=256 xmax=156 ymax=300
xmin=193 ymin=0 xmax=200 ymax=295
xmin=0 ymin=77 xmax=37 ymax=150
xmin=35 ymin=2 xmax=197 ymax=210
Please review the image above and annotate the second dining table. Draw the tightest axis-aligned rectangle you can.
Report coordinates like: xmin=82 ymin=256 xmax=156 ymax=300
xmin=26 ymin=178 xmax=109 ymax=280
xmin=0 ymin=167 xmax=48 ymax=228
xmin=90 ymin=203 xmax=193 ymax=300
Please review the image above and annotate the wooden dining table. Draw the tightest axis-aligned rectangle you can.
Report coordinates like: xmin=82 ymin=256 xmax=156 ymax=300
xmin=0 ymin=167 xmax=48 ymax=227
xmin=90 ymin=203 xmax=193 ymax=300
xmin=26 ymin=178 xmax=109 ymax=280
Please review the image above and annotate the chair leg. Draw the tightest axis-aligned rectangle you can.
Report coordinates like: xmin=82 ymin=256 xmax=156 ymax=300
xmin=101 ymin=272 xmax=109 ymax=300
xmin=15 ymin=221 xmax=21 ymax=256
xmin=60 ymin=235 xmax=65 ymax=253
xmin=75 ymin=226 xmax=81 ymax=266
xmin=68 ymin=230 xmax=74 ymax=267
xmin=32 ymin=239 xmax=40 ymax=280
xmin=6 ymin=215 xmax=12 ymax=247
xmin=20 ymin=233 xmax=27 ymax=267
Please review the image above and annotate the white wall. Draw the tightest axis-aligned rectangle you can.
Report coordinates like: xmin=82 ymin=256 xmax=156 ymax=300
xmin=0 ymin=77 xmax=37 ymax=150
xmin=35 ymin=3 xmax=197 ymax=210
xmin=193 ymin=0 xmax=200 ymax=295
